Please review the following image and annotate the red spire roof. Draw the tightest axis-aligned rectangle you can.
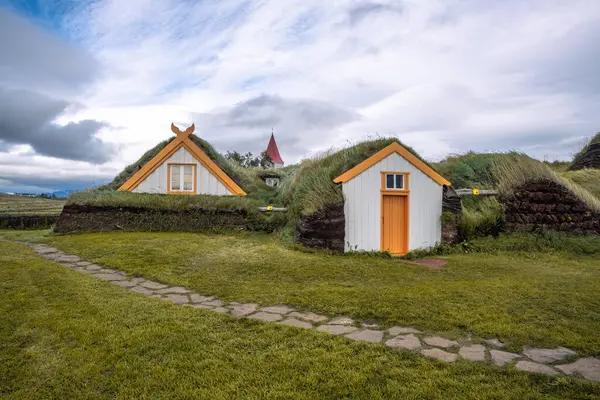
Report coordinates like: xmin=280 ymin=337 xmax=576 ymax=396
xmin=265 ymin=133 xmax=284 ymax=164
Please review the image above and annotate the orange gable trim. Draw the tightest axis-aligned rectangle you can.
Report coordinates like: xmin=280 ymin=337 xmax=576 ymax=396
xmin=118 ymin=125 xmax=246 ymax=196
xmin=333 ymin=142 xmax=451 ymax=186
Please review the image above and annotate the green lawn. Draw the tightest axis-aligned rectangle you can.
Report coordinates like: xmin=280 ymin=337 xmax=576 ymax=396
xmin=1 ymin=240 xmax=599 ymax=399
xmin=12 ymin=230 xmax=598 ymax=356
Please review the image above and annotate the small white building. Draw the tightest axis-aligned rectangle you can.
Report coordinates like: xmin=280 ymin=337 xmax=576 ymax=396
xmin=119 ymin=123 xmax=246 ymax=196
xmin=333 ymin=142 xmax=451 ymax=255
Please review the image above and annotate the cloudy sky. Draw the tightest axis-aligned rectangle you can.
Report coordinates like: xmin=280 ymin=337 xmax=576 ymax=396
xmin=1 ymin=0 xmax=599 ymax=193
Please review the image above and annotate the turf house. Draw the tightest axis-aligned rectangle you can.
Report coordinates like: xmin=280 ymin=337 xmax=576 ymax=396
xmin=333 ymin=142 xmax=451 ymax=255
xmin=117 ymin=123 xmax=246 ymax=196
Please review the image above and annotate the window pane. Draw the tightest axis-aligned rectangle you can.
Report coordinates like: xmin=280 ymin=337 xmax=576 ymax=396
xmin=386 ymin=174 xmax=394 ymax=189
xmin=395 ymin=174 xmax=404 ymax=189
xmin=183 ymin=165 xmax=193 ymax=191
xmin=171 ymin=165 xmax=180 ymax=190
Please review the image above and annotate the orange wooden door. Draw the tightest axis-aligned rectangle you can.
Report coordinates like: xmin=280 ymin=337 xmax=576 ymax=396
xmin=381 ymin=195 xmax=408 ymax=254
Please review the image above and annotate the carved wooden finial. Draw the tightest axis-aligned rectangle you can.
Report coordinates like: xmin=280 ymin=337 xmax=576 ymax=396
xmin=171 ymin=122 xmax=195 ymax=137
xmin=171 ymin=123 xmax=182 ymax=135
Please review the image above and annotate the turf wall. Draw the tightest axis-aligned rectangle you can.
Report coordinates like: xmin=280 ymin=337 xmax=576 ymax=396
xmin=54 ymin=204 xmax=285 ymax=233
xmin=0 ymin=215 xmax=59 ymax=229
xmin=502 ymin=179 xmax=600 ymax=234
xmin=296 ymin=203 xmax=345 ymax=252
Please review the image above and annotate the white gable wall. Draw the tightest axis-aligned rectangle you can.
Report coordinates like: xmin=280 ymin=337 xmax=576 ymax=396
xmin=132 ymin=146 xmax=232 ymax=195
xmin=342 ymin=152 xmax=443 ymax=252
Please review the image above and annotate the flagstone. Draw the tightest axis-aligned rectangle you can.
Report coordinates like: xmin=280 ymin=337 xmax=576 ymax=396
xmin=93 ymin=273 xmax=126 ymax=281
xmin=155 ymin=286 xmax=189 ymax=294
xmin=385 ymin=334 xmax=421 ymax=350
xmin=35 ymin=247 xmax=58 ymax=254
xmin=556 ymin=358 xmax=600 ymax=382
xmin=515 ymin=361 xmax=560 ymax=376
xmin=203 ymin=299 xmax=223 ymax=307
xmin=140 ymin=281 xmax=168 ymax=290
xmin=230 ymin=303 xmax=259 ymax=317
xmin=190 ymin=294 xmax=214 ymax=303
xmin=523 ymin=347 xmax=577 ymax=364
xmin=423 ymin=336 xmax=459 ymax=348
xmin=316 ymin=325 xmax=358 ymax=335
xmin=459 ymin=345 xmax=486 ymax=362
xmin=279 ymin=318 xmax=313 ymax=329
xmin=345 ymin=329 xmax=384 ymax=343
xmin=329 ymin=316 xmax=354 ymax=325
xmin=484 ymin=338 xmax=505 ymax=348
xmin=421 ymin=348 xmax=458 ymax=363
xmin=163 ymin=294 xmax=189 ymax=304
xmin=388 ymin=326 xmax=421 ymax=336
xmin=75 ymin=261 xmax=92 ymax=267
xmin=130 ymin=286 xmax=154 ymax=296
xmin=191 ymin=304 xmax=213 ymax=310
xmin=490 ymin=350 xmax=520 ymax=366
xmin=261 ymin=305 xmax=295 ymax=314
xmin=249 ymin=312 xmax=284 ymax=322
xmin=55 ymin=255 xmax=81 ymax=263
xmin=287 ymin=311 xmax=328 ymax=323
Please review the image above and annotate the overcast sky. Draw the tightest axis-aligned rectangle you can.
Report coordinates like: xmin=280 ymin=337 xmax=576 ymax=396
xmin=1 ymin=0 xmax=599 ymax=193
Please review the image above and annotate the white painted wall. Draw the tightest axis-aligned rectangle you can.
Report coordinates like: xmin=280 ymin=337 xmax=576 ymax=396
xmin=132 ymin=146 xmax=233 ymax=195
xmin=342 ymin=152 xmax=443 ymax=252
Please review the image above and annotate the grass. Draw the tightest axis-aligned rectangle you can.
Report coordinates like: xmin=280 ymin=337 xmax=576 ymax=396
xmin=433 ymin=151 xmax=521 ymax=189
xmin=0 ymin=194 xmax=65 ymax=216
xmin=66 ymin=190 xmax=248 ymax=210
xmin=563 ymin=169 xmax=600 ymax=199
xmin=15 ymin=230 xmax=599 ymax=356
xmin=459 ymin=197 xmax=503 ymax=240
xmin=2 ymin=241 xmax=600 ymax=399
xmin=493 ymin=153 xmax=600 ymax=212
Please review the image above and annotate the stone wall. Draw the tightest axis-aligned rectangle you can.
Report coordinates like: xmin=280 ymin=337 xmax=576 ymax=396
xmin=55 ymin=204 xmax=249 ymax=233
xmin=441 ymin=186 xmax=462 ymax=243
xmin=296 ymin=203 xmax=345 ymax=252
xmin=570 ymin=142 xmax=600 ymax=171
xmin=502 ymin=179 xmax=600 ymax=234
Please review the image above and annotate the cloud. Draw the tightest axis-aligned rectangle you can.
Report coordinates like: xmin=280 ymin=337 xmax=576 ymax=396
xmin=2 ymin=0 xmax=600 ymax=193
xmin=192 ymin=94 xmax=360 ymax=160
xmin=0 ymin=88 xmax=114 ymax=163
xmin=0 ymin=9 xmax=98 ymax=96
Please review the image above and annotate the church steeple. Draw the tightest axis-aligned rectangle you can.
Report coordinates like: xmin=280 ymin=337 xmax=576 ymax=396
xmin=265 ymin=131 xmax=284 ymax=168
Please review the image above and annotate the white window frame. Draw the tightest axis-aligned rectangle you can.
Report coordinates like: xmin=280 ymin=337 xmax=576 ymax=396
xmin=169 ymin=164 xmax=195 ymax=193
xmin=385 ymin=173 xmax=405 ymax=190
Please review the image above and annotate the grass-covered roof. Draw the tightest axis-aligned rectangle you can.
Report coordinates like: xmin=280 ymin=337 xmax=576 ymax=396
xmin=493 ymin=153 xmax=600 ymax=212
xmin=106 ymin=134 xmax=246 ymax=191
xmin=278 ymin=138 xmax=435 ymax=222
xmin=570 ymin=132 xmax=600 ymax=171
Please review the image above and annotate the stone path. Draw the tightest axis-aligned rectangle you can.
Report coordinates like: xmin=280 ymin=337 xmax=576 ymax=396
xmin=19 ymin=241 xmax=600 ymax=384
